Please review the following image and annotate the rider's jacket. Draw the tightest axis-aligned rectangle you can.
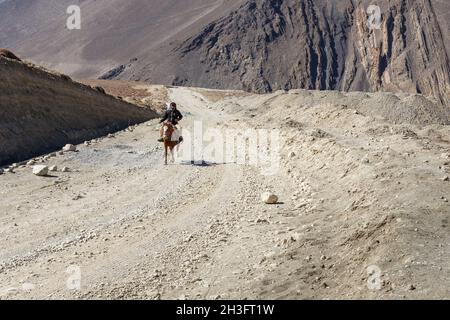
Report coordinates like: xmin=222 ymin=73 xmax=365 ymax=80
xmin=160 ymin=109 xmax=183 ymax=125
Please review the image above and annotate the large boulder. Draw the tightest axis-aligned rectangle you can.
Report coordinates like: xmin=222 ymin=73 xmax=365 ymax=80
xmin=33 ymin=165 xmax=49 ymax=176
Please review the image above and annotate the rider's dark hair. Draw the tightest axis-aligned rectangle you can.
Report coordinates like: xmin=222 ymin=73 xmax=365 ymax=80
xmin=170 ymin=102 xmax=177 ymax=108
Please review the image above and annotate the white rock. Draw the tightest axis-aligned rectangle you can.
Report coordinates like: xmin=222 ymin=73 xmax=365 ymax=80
xmin=49 ymin=165 xmax=58 ymax=172
xmin=27 ymin=160 xmax=36 ymax=166
xmin=61 ymin=167 xmax=70 ymax=172
xmin=63 ymin=144 xmax=77 ymax=152
xmin=33 ymin=165 xmax=49 ymax=176
xmin=361 ymin=156 xmax=370 ymax=164
xmin=6 ymin=288 xmax=19 ymax=296
xmin=261 ymin=192 xmax=279 ymax=204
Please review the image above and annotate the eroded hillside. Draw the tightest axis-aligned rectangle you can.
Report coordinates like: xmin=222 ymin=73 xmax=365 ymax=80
xmin=0 ymin=53 xmax=157 ymax=166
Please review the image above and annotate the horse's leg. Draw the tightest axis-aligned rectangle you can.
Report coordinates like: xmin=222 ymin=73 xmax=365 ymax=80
xmin=170 ymin=145 xmax=175 ymax=163
xmin=164 ymin=143 xmax=168 ymax=165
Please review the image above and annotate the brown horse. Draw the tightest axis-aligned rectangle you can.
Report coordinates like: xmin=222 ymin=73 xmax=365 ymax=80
xmin=161 ymin=122 xmax=183 ymax=165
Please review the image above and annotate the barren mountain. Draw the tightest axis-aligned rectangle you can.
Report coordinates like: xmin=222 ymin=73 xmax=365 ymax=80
xmin=1 ymin=0 xmax=448 ymax=104
xmin=166 ymin=0 xmax=450 ymax=105
xmin=0 ymin=52 xmax=157 ymax=167
xmin=0 ymin=0 xmax=246 ymax=78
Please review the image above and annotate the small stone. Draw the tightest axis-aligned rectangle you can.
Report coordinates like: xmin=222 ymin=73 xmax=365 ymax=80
xmin=62 ymin=144 xmax=76 ymax=152
xmin=61 ymin=167 xmax=70 ymax=172
xmin=49 ymin=165 xmax=58 ymax=172
xmin=261 ymin=192 xmax=279 ymax=204
xmin=32 ymin=165 xmax=49 ymax=176
xmin=408 ymin=284 xmax=416 ymax=291
xmin=443 ymin=176 xmax=449 ymax=182
xmin=6 ymin=288 xmax=19 ymax=295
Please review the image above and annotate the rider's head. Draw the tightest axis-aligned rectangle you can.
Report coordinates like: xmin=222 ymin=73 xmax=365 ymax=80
xmin=170 ymin=102 xmax=177 ymax=110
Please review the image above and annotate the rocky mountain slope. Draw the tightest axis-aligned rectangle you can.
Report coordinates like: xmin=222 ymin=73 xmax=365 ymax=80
xmin=1 ymin=0 xmax=448 ymax=104
xmin=0 ymin=52 xmax=157 ymax=167
xmin=0 ymin=0 xmax=246 ymax=78
xmin=167 ymin=0 xmax=450 ymax=104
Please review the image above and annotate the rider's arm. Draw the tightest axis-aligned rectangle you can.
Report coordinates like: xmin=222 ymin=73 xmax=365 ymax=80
xmin=176 ymin=110 xmax=183 ymax=121
xmin=160 ymin=111 xmax=168 ymax=123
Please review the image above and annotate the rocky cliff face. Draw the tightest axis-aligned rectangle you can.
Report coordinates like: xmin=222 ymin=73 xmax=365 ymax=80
xmin=174 ymin=0 xmax=449 ymax=105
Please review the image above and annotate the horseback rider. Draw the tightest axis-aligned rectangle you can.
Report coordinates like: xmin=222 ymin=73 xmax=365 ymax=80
xmin=158 ymin=102 xmax=183 ymax=142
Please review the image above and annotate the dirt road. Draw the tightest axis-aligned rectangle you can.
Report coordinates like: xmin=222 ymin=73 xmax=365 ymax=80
xmin=0 ymin=87 xmax=296 ymax=299
xmin=1 ymin=86 xmax=449 ymax=300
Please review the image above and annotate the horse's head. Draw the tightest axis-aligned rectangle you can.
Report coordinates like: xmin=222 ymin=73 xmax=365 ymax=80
xmin=162 ymin=122 xmax=174 ymax=141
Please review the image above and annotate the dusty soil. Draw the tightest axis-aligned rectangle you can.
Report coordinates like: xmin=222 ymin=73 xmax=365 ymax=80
xmin=81 ymin=80 xmax=169 ymax=114
xmin=0 ymin=86 xmax=449 ymax=300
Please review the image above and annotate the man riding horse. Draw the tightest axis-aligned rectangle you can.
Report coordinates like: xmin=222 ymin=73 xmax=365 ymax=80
xmin=158 ymin=102 xmax=183 ymax=142
xmin=158 ymin=102 xmax=184 ymax=164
